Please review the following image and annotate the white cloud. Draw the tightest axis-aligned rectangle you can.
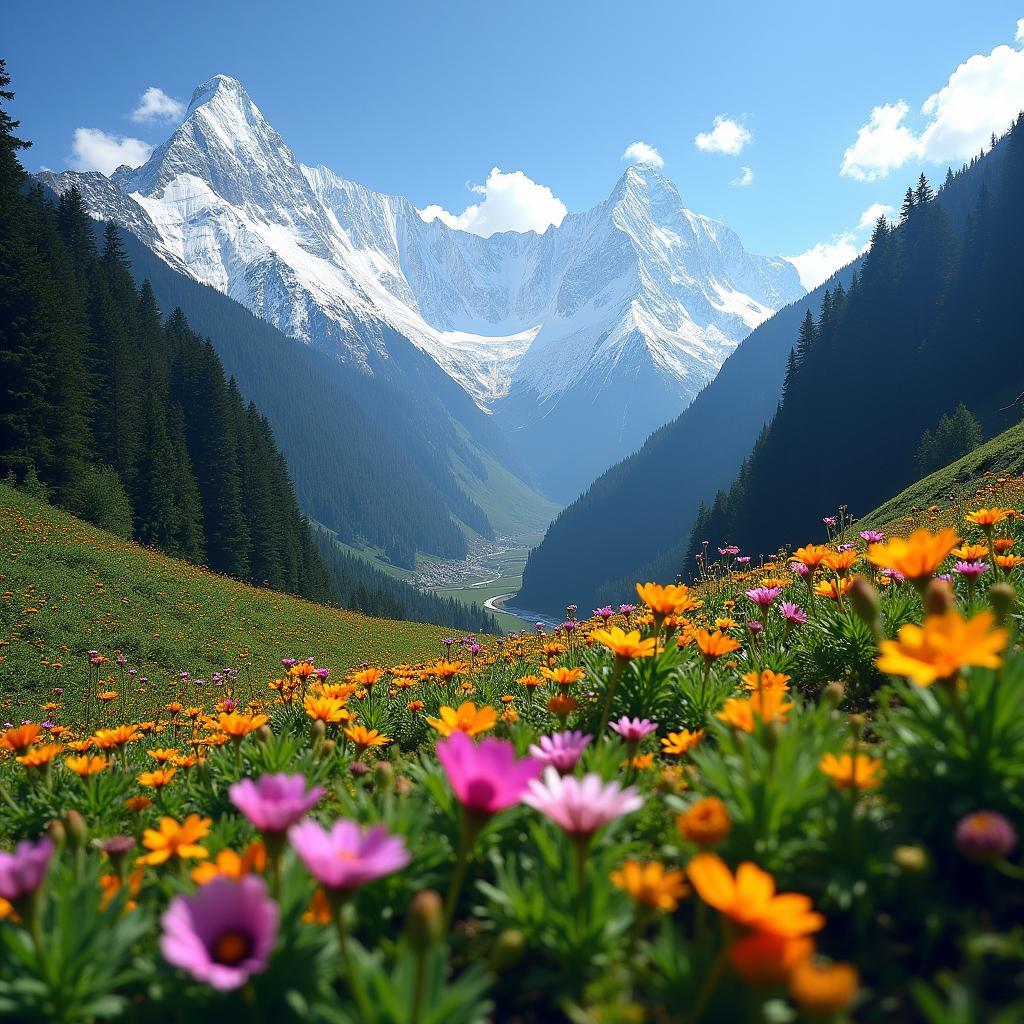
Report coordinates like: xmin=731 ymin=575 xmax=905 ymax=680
xmin=418 ymin=168 xmax=567 ymax=237
xmin=129 ymin=86 xmax=184 ymax=125
xmin=70 ymin=128 xmax=153 ymax=175
xmin=731 ymin=166 xmax=754 ymax=187
xmin=786 ymin=234 xmax=862 ymax=291
xmin=1016 ymin=18 xmax=1024 ymax=44
xmin=841 ymin=27 xmax=1024 ymax=181
xmin=694 ymin=115 xmax=752 ymax=155
xmin=622 ymin=141 xmax=664 ymax=168
xmin=857 ymin=202 xmax=895 ymax=230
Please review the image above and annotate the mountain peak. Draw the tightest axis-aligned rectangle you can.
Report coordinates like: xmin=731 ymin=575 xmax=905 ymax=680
xmin=186 ymin=74 xmax=252 ymax=116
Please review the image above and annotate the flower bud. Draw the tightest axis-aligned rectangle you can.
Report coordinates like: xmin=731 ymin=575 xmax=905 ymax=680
xmin=988 ymin=582 xmax=1016 ymax=625
xmin=491 ymin=928 xmax=526 ymax=970
xmin=406 ymin=889 xmax=443 ymax=952
xmin=47 ymin=818 xmax=66 ymax=847
xmin=374 ymin=760 xmax=394 ymax=791
xmin=321 ymin=739 xmax=336 ymax=756
xmin=63 ymin=809 xmax=88 ymax=851
xmin=848 ymin=577 xmax=882 ymax=628
xmin=349 ymin=761 xmax=370 ymax=778
xmin=955 ymin=810 xmax=1017 ymax=863
xmin=255 ymin=725 xmax=272 ymax=744
xmin=924 ymin=578 xmax=955 ymax=616
xmin=822 ymin=681 xmax=845 ymax=708
xmin=892 ymin=845 xmax=928 ymax=873
xmin=309 ymin=719 xmax=326 ymax=744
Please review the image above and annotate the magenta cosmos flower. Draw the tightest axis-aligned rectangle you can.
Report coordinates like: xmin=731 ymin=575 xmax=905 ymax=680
xmin=229 ymin=773 xmax=325 ymax=834
xmin=746 ymin=586 xmax=783 ymax=608
xmin=954 ymin=560 xmax=989 ymax=579
xmin=779 ymin=601 xmax=808 ymax=626
xmin=955 ymin=811 xmax=1017 ymax=863
xmin=289 ymin=819 xmax=409 ymax=894
xmin=161 ymin=875 xmax=278 ymax=990
xmin=523 ymin=767 xmax=643 ymax=838
xmin=0 ymin=837 xmax=53 ymax=903
xmin=436 ymin=732 xmax=541 ymax=816
xmin=528 ymin=731 xmax=591 ymax=774
xmin=859 ymin=530 xmax=885 ymax=544
xmin=609 ymin=716 xmax=658 ymax=744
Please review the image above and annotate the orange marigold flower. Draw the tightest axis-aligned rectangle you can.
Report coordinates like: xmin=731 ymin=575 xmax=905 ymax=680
xmin=952 ymin=543 xmax=989 ymax=561
xmin=211 ymin=712 xmax=268 ymax=738
xmin=148 ymin=748 xmax=179 ymax=763
xmin=695 ymin=630 xmax=742 ymax=660
xmin=866 ymin=528 xmax=959 ymax=581
xmin=288 ymin=661 xmax=317 ymax=679
xmin=125 ymin=796 xmax=153 ymax=813
xmin=876 ymin=608 xmax=1006 ymax=686
xmin=303 ymin=695 xmax=351 ymax=723
xmin=430 ymin=659 xmax=467 ymax=680
xmin=0 ymin=722 xmax=42 ymax=752
xmin=540 ymin=665 xmax=585 ymax=686
xmin=996 ymin=553 xmax=1024 ymax=571
xmin=66 ymin=754 xmax=108 ymax=776
xmin=993 ymin=537 xmax=1015 ymax=553
xmin=814 ymin=577 xmax=852 ymax=601
xmin=425 ymin=701 xmax=496 ymax=737
xmin=636 ymin=581 xmax=701 ymax=616
xmin=137 ymin=814 xmax=211 ymax=866
xmin=965 ymin=507 xmax=1012 ymax=528
xmin=548 ymin=693 xmax=578 ymax=718
xmin=17 ymin=743 xmax=63 ymax=768
xmin=97 ymin=690 xmax=118 ymax=703
xmin=678 ymin=796 xmax=731 ymax=847
xmin=822 ymin=549 xmax=859 ymax=574
xmin=407 ymin=699 xmax=425 ymax=713
xmin=191 ymin=842 xmax=266 ymax=886
xmin=742 ymin=670 xmax=791 ymax=693
xmin=661 ymin=729 xmax=704 ymax=756
xmin=788 ymin=960 xmax=860 ymax=1013
xmin=687 ymin=853 xmax=825 ymax=937
xmin=792 ymin=544 xmax=830 ymax=569
xmin=137 ymin=767 xmax=177 ymax=789
xmin=611 ymin=860 xmax=688 ymax=911
xmin=717 ymin=690 xmax=793 ymax=733
xmin=818 ymin=752 xmax=883 ymax=790
xmin=92 ymin=725 xmax=141 ymax=750
xmin=350 ymin=667 xmax=384 ymax=689
xmin=344 ymin=724 xmax=391 ymax=752
xmin=591 ymin=626 xmax=658 ymax=660
xmin=729 ymin=931 xmax=815 ymax=986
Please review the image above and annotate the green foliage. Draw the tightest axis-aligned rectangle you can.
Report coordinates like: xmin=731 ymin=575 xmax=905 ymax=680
xmin=64 ymin=465 xmax=133 ymax=540
xmin=917 ymin=403 xmax=983 ymax=477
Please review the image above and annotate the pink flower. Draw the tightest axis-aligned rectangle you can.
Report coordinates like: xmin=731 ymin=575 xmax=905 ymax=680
xmin=523 ymin=767 xmax=643 ymax=837
xmin=860 ymin=530 xmax=885 ymax=544
xmin=436 ymin=732 xmax=541 ymax=816
xmin=955 ymin=811 xmax=1017 ymax=863
xmin=0 ymin=837 xmax=52 ymax=902
xmin=288 ymin=819 xmax=409 ymax=893
xmin=229 ymin=773 xmax=324 ymax=834
xmin=779 ymin=601 xmax=808 ymax=626
xmin=954 ymin=561 xmax=989 ymax=579
xmin=160 ymin=875 xmax=278 ymax=991
xmin=609 ymin=717 xmax=658 ymax=744
xmin=528 ymin=731 xmax=591 ymax=774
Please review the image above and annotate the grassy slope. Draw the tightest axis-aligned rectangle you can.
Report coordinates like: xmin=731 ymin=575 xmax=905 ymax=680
xmin=0 ymin=484 xmax=451 ymax=718
xmin=857 ymin=420 xmax=1024 ymax=534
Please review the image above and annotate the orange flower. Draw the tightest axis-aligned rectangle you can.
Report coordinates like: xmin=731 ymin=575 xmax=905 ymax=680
xmin=0 ymin=722 xmax=42 ymax=753
xmin=818 ymin=752 xmax=883 ymax=790
xmin=211 ymin=712 xmax=268 ymax=738
xmin=591 ymin=626 xmax=658 ymax=660
xmin=125 ymin=796 xmax=153 ymax=813
xmin=993 ymin=538 xmax=1015 ymax=553
xmin=540 ymin=666 xmax=586 ymax=686
xmin=148 ymin=748 xmax=179 ymax=763
xmin=191 ymin=842 xmax=266 ymax=886
xmin=866 ymin=528 xmax=959 ymax=582
xmin=430 ymin=659 xmax=467 ymax=680
xmin=547 ymin=693 xmax=578 ymax=718
xmin=952 ymin=543 xmax=989 ymax=561
xmin=965 ymin=507 xmax=1012 ymax=529
xmin=636 ymin=581 xmax=701 ymax=617
xmin=822 ymin=549 xmax=859 ymax=575
xmin=66 ymin=754 xmax=108 ymax=776
xmin=996 ymin=553 xmax=1024 ymax=571
xmin=303 ymin=888 xmax=333 ymax=925
xmin=100 ymin=868 xmax=144 ymax=912
xmin=92 ymin=725 xmax=141 ymax=750
xmin=717 ymin=690 xmax=793 ymax=732
xmin=288 ymin=661 xmax=317 ymax=679
xmin=695 ymin=630 xmax=742 ymax=660
xmin=137 ymin=814 xmax=211 ymax=866
xmin=137 ymin=767 xmax=177 ymax=789
xmin=16 ymin=743 xmax=63 ymax=768
xmin=876 ymin=608 xmax=1006 ymax=686
xmin=788 ymin=960 xmax=859 ymax=1013
xmin=678 ymin=796 xmax=731 ymax=847
xmin=518 ymin=674 xmax=543 ymax=689
xmin=687 ymin=853 xmax=825 ymax=937
xmin=303 ymin=695 xmax=351 ymax=724
xmin=729 ymin=931 xmax=815 ymax=986
xmin=742 ymin=670 xmax=791 ymax=693
xmin=343 ymin=724 xmax=391 ymax=753
xmin=611 ymin=860 xmax=688 ymax=912
xmin=350 ymin=667 xmax=385 ymax=688
xmin=661 ymin=729 xmax=705 ymax=756
xmin=814 ymin=577 xmax=852 ymax=601
xmin=425 ymin=701 xmax=497 ymax=737
xmin=792 ymin=544 xmax=830 ymax=569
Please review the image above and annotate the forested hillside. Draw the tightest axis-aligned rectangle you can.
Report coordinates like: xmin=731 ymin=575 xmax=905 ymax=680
xmin=517 ymin=123 xmax=1014 ymax=616
xmin=689 ymin=115 xmax=1024 ymax=561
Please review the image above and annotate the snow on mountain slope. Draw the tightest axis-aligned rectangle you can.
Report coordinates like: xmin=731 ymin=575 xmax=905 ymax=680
xmin=39 ymin=74 xmax=804 ymax=497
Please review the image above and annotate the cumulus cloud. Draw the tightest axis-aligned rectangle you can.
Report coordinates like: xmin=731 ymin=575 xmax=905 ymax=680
xmin=622 ymin=141 xmax=664 ymax=167
xmin=418 ymin=168 xmax=567 ymax=237
xmin=857 ymin=201 xmax=895 ymax=230
xmin=70 ymin=128 xmax=153 ymax=175
xmin=841 ymin=26 xmax=1024 ymax=181
xmin=1017 ymin=18 xmax=1024 ymax=44
xmin=130 ymin=86 xmax=184 ymax=125
xmin=786 ymin=234 xmax=862 ymax=291
xmin=694 ymin=115 xmax=752 ymax=155
xmin=731 ymin=166 xmax=754 ymax=187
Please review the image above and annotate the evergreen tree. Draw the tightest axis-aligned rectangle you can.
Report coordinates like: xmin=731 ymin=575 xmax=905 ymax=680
xmin=915 ymin=173 xmax=935 ymax=206
xmin=901 ymin=188 xmax=916 ymax=220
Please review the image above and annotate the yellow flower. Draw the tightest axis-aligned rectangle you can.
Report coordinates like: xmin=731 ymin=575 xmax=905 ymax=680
xmin=876 ymin=608 xmax=1006 ymax=686
xmin=303 ymin=695 xmax=352 ymax=723
xmin=137 ymin=767 xmax=178 ymax=789
xmin=818 ymin=752 xmax=883 ymax=790
xmin=66 ymin=754 xmax=108 ymax=776
xmin=591 ymin=626 xmax=658 ymax=660
xmin=677 ymin=796 xmax=731 ymax=847
xmin=425 ymin=701 xmax=497 ymax=737
xmin=951 ymin=543 xmax=989 ymax=561
xmin=965 ymin=507 xmax=1012 ymax=528
xmin=137 ymin=814 xmax=211 ymax=866
xmin=518 ymin=674 xmax=543 ymax=689
xmin=660 ymin=729 xmax=704 ymax=756
xmin=866 ymin=528 xmax=959 ymax=581
xmin=539 ymin=665 xmax=585 ymax=686
xmin=814 ymin=577 xmax=852 ymax=601
xmin=611 ymin=860 xmax=688 ymax=912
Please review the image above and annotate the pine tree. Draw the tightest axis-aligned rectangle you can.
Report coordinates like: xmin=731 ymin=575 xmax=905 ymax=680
xmin=781 ymin=348 xmax=799 ymax=403
xmin=901 ymin=188 xmax=916 ymax=220
xmin=915 ymin=173 xmax=935 ymax=206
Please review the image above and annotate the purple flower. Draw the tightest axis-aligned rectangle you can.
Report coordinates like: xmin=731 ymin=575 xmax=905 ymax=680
xmin=745 ymin=586 xmax=783 ymax=608
xmin=954 ymin=561 xmax=989 ymax=579
xmin=230 ymin=773 xmax=325 ymax=834
xmin=779 ymin=601 xmax=808 ymax=626
xmin=790 ymin=562 xmax=811 ymax=579
xmin=860 ymin=530 xmax=885 ymax=544
xmin=161 ymin=875 xmax=278 ymax=990
xmin=593 ymin=606 xmax=614 ymax=621
xmin=736 ymin=556 xmax=751 ymax=565
xmin=823 ymin=516 xmax=838 ymax=527
xmin=955 ymin=811 xmax=1017 ymax=863
xmin=288 ymin=820 xmax=409 ymax=893
xmin=718 ymin=545 xmax=740 ymax=557
xmin=281 ymin=658 xmax=297 ymax=668
xmin=609 ymin=717 xmax=658 ymax=744
xmin=880 ymin=568 xmax=906 ymax=583
xmin=561 ymin=620 xmax=579 ymax=633
xmin=0 ymin=837 xmax=53 ymax=902
xmin=436 ymin=732 xmax=541 ymax=816
xmin=746 ymin=619 xmax=764 ymax=635
xmin=935 ymin=573 xmax=954 ymax=584
xmin=523 ymin=768 xmax=643 ymax=838
xmin=838 ymin=542 xmax=857 ymax=553
xmin=528 ymin=731 xmax=591 ymax=774
xmin=618 ymin=604 xmax=635 ymax=615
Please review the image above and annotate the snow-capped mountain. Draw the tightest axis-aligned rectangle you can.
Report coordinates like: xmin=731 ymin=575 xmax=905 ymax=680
xmin=39 ymin=74 xmax=803 ymax=501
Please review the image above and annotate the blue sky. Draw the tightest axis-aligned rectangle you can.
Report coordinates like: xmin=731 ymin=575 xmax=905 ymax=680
xmin=6 ymin=1 xmax=1024 ymax=287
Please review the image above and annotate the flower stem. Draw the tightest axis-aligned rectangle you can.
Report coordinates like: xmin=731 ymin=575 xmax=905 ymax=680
xmin=443 ymin=811 xmax=481 ymax=931
xmin=690 ymin=944 xmax=729 ymax=1024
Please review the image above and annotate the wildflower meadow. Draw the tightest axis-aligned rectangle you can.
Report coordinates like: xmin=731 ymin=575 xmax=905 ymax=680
xmin=2 ymin=501 xmax=1023 ymax=1022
